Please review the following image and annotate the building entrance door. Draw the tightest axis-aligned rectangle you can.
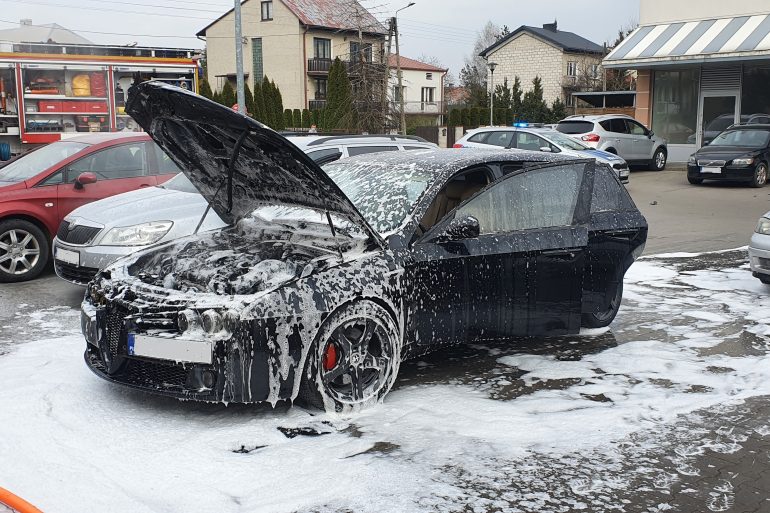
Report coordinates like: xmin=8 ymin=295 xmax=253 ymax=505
xmin=698 ymin=93 xmax=738 ymax=147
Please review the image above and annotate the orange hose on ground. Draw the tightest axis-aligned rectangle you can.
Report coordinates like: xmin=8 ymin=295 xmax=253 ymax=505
xmin=0 ymin=487 xmax=44 ymax=513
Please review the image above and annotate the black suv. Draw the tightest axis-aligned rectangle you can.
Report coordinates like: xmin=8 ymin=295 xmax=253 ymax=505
xmin=687 ymin=124 xmax=770 ymax=187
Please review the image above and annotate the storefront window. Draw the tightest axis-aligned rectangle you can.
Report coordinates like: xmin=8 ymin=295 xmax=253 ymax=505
xmin=652 ymin=69 xmax=699 ymax=144
xmin=741 ymin=65 xmax=770 ymax=122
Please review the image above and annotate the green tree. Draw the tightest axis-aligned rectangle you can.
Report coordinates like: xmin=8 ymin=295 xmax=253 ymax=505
xmin=520 ymin=76 xmax=550 ymax=123
xmin=198 ymin=79 xmax=213 ymax=100
xmin=325 ymin=58 xmax=353 ymax=130
xmin=312 ymin=109 xmax=321 ymax=126
xmin=550 ymin=98 xmax=567 ymax=123
xmin=272 ymin=79 xmax=285 ymax=130
xmin=461 ymin=108 xmax=471 ymax=127
xmin=261 ymin=76 xmax=274 ymax=126
xmin=470 ymin=107 xmax=480 ymax=127
xmin=244 ymin=82 xmax=254 ymax=116
xmin=252 ymin=80 xmax=266 ymax=123
xmin=219 ymin=81 xmax=236 ymax=108
xmin=511 ymin=76 xmax=523 ymax=119
xmin=292 ymin=109 xmax=302 ymax=128
xmin=448 ymin=108 xmax=462 ymax=127
xmin=301 ymin=109 xmax=312 ymax=128
xmin=494 ymin=78 xmax=512 ymax=111
xmin=283 ymin=109 xmax=293 ymax=128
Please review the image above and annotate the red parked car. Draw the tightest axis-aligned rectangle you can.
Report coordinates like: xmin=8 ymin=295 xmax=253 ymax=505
xmin=0 ymin=132 xmax=179 ymax=282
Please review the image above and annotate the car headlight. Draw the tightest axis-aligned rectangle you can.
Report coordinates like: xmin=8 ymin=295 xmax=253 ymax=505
xmin=100 ymin=221 xmax=173 ymax=246
xmin=731 ymin=157 xmax=754 ymax=166
xmin=756 ymin=217 xmax=770 ymax=235
xmin=688 ymin=155 xmax=696 ymax=165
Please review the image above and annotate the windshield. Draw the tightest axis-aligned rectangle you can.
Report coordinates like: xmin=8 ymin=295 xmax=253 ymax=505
xmin=541 ymin=130 xmax=591 ymax=150
xmin=0 ymin=141 xmax=88 ymax=183
xmin=159 ymin=172 xmax=199 ymax=193
xmin=324 ymin=161 xmax=434 ymax=234
xmin=710 ymin=129 xmax=770 ymax=148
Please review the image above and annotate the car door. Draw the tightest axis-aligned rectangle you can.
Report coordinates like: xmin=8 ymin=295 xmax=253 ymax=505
xmin=56 ymin=141 xmax=154 ymax=222
xmin=583 ymin=165 xmax=647 ymax=318
xmin=626 ymin=119 xmax=654 ymax=161
xmin=601 ymin=119 xmax=633 ymax=159
xmin=512 ymin=132 xmax=557 ymax=153
xmin=438 ymin=160 xmax=593 ymax=337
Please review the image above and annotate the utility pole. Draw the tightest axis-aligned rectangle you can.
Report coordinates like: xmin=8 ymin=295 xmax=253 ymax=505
xmin=381 ymin=18 xmax=394 ymax=132
xmin=234 ymin=0 xmax=245 ymax=112
xmin=394 ymin=16 xmax=405 ymax=135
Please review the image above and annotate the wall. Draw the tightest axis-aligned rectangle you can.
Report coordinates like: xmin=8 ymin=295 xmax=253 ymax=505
xmin=640 ymin=0 xmax=770 ymax=24
xmin=635 ymin=69 xmax=652 ymax=126
xmin=488 ymin=32 xmax=567 ymax=105
xmin=204 ymin=0 xmax=304 ymax=110
xmin=389 ymin=67 xmax=443 ymax=104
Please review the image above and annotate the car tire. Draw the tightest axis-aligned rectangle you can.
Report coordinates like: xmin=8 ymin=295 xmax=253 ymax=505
xmin=582 ymin=282 xmax=623 ymax=328
xmin=0 ymin=219 xmax=49 ymax=283
xmin=298 ymin=301 xmax=402 ymax=413
xmin=750 ymin=162 xmax=768 ymax=188
xmin=650 ymin=147 xmax=667 ymax=171
xmin=688 ymin=176 xmax=703 ymax=185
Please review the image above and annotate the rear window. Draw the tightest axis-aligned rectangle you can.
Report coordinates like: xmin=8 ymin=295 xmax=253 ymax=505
xmin=347 ymin=145 xmax=399 ymax=156
xmin=556 ymin=121 xmax=594 ymax=134
xmin=467 ymin=132 xmax=490 ymax=143
xmin=591 ymin=166 xmax=635 ymax=213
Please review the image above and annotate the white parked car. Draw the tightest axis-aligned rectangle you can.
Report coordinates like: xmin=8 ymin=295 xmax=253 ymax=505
xmin=555 ymin=114 xmax=668 ymax=171
xmin=287 ymin=134 xmax=438 ymax=160
xmin=453 ymin=125 xmax=630 ymax=183
xmin=749 ymin=212 xmax=770 ymax=285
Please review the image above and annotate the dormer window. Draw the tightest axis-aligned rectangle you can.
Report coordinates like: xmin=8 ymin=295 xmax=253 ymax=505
xmin=261 ymin=1 xmax=273 ymax=21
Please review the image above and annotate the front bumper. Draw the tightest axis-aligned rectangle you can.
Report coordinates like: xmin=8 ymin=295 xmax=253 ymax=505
xmin=81 ymin=302 xmax=287 ymax=403
xmin=748 ymin=233 xmax=770 ymax=277
xmin=687 ymin=163 xmax=756 ymax=182
xmin=53 ymin=237 xmax=146 ymax=285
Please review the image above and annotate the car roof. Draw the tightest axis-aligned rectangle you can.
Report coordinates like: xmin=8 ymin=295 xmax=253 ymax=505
xmin=332 ymin=147 xmax=578 ymax=182
xmin=57 ymin=132 xmax=151 ymax=145
xmin=466 ymin=126 xmax=560 ymax=134
xmin=289 ymin=134 xmax=434 ymax=148
xmin=560 ymin=114 xmax=634 ymax=122
xmin=726 ymin=123 xmax=770 ymax=130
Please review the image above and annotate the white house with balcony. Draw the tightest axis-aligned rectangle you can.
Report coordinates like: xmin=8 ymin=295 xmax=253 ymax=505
xmin=388 ymin=55 xmax=447 ymax=126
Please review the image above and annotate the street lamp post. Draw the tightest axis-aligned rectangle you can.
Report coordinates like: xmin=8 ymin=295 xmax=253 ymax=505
xmin=394 ymin=2 xmax=415 ymax=135
xmin=488 ymin=61 xmax=497 ymax=126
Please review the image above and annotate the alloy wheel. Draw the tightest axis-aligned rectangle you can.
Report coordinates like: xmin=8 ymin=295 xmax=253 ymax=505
xmin=655 ymin=150 xmax=666 ymax=170
xmin=0 ymin=229 xmax=40 ymax=275
xmin=320 ymin=318 xmax=394 ymax=404
xmin=756 ymin=164 xmax=767 ymax=186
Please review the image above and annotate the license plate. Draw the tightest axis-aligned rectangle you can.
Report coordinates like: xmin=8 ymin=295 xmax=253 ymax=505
xmin=55 ymin=247 xmax=80 ymax=266
xmin=701 ymin=166 xmax=721 ymax=174
xmin=127 ymin=333 xmax=213 ymax=364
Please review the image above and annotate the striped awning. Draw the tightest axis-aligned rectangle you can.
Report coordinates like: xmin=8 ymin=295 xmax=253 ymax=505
xmin=604 ymin=14 xmax=770 ymax=67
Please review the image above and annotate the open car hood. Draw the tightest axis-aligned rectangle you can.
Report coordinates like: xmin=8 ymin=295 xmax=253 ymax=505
xmin=126 ymin=81 xmax=382 ymax=247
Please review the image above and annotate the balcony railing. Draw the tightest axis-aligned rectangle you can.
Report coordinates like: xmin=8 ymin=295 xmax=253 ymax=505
xmin=307 ymin=58 xmax=332 ymax=74
xmin=391 ymin=100 xmax=446 ymax=115
xmin=309 ymin=99 xmax=326 ymax=110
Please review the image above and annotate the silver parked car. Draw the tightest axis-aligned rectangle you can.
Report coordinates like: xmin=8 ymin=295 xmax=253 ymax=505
xmin=749 ymin=212 xmax=770 ymax=285
xmin=556 ymin=114 xmax=668 ymax=171
xmin=53 ymin=136 xmax=434 ymax=285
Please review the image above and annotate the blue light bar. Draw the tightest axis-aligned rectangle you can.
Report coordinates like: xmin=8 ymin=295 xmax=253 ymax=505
xmin=513 ymin=122 xmax=529 ymax=128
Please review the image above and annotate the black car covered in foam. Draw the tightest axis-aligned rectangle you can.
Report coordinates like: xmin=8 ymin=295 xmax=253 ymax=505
xmin=81 ymin=82 xmax=647 ymax=412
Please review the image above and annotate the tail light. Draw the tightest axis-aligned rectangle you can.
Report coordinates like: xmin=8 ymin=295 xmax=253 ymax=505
xmin=581 ymin=134 xmax=600 ymax=143
xmin=452 ymin=143 xmax=464 ymax=148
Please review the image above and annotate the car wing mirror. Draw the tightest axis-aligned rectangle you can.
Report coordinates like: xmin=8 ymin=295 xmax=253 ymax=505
xmin=647 ymin=130 xmax=654 ymax=139
xmin=437 ymin=215 xmax=480 ymax=242
xmin=74 ymin=171 xmax=97 ymax=190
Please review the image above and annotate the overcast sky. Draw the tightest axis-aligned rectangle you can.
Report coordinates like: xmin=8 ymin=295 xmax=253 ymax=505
xmin=3 ymin=0 xmax=639 ymax=77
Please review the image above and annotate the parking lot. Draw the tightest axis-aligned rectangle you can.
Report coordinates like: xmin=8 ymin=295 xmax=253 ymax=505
xmin=0 ymin=167 xmax=769 ymax=512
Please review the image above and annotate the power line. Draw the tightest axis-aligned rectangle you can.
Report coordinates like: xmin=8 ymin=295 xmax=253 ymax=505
xmin=0 ymin=0 xmax=214 ymax=20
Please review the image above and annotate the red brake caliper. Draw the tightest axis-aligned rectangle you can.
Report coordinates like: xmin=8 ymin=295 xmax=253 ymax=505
xmin=323 ymin=343 xmax=338 ymax=371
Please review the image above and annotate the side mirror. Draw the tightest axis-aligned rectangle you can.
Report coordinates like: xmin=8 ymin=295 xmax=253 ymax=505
xmin=647 ymin=130 xmax=654 ymax=139
xmin=539 ymin=146 xmax=553 ymax=153
xmin=437 ymin=215 xmax=480 ymax=242
xmin=74 ymin=172 xmax=97 ymax=190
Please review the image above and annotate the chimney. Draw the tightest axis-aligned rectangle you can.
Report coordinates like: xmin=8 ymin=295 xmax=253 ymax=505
xmin=543 ymin=20 xmax=557 ymax=32
xmin=20 ymin=19 xmax=32 ymax=26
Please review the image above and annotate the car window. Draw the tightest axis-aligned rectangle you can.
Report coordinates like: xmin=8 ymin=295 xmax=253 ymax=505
xmin=347 ymin=145 xmax=399 ymax=156
xmin=591 ymin=166 xmax=635 ymax=213
xmin=38 ymin=170 xmax=64 ymax=186
xmin=556 ymin=120 xmax=594 ymax=134
xmin=306 ymin=147 xmax=342 ymax=161
xmin=68 ymin=143 xmax=148 ymax=181
xmin=515 ymin=132 xmax=546 ymax=151
xmin=626 ymin=120 xmax=647 ymax=136
xmin=609 ymin=119 xmax=629 ymax=134
xmin=403 ymin=145 xmax=430 ymax=151
xmin=154 ymin=144 xmax=182 ymax=174
xmin=542 ymin=131 xmax=590 ymax=150
xmin=2 ymin=141 xmax=87 ymax=183
xmin=159 ymin=172 xmax=199 ymax=193
xmin=484 ymin=131 xmax=514 ymax=147
xmin=467 ymin=132 xmax=490 ymax=143
xmin=711 ymin=129 xmax=770 ymax=147
xmin=451 ymin=163 xmax=585 ymax=234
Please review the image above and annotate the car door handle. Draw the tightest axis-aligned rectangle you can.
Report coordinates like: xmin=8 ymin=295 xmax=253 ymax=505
xmin=139 ymin=183 xmax=152 ymax=188
xmin=605 ymin=229 xmax=636 ymax=239
xmin=541 ymin=249 xmax=576 ymax=258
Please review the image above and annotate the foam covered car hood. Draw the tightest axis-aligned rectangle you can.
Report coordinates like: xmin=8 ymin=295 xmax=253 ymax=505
xmin=126 ymin=81 xmax=382 ymax=246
